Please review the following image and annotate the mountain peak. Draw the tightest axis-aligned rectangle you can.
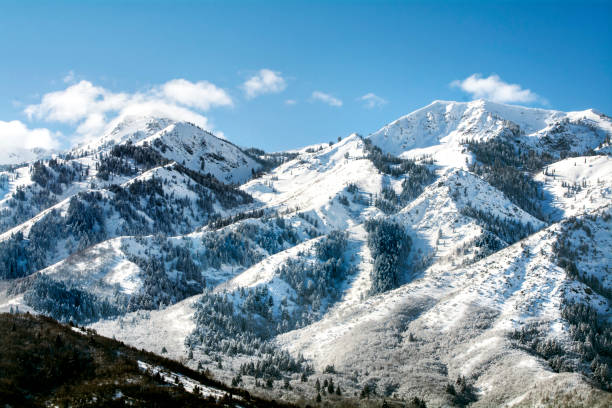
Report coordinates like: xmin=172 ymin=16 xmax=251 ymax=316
xmin=368 ymin=100 xmax=609 ymax=167
xmin=71 ymin=115 xmax=176 ymax=154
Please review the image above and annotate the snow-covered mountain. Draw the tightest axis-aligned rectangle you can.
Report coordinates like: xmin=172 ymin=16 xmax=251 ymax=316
xmin=1 ymin=101 xmax=611 ymax=407
xmin=75 ymin=116 xmax=261 ymax=183
xmin=0 ymin=117 xmax=261 ymax=282
xmin=370 ymin=99 xmax=612 ymax=168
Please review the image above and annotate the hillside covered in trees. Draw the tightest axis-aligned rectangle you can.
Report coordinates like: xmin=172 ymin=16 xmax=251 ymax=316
xmin=0 ymin=311 xmax=297 ymax=408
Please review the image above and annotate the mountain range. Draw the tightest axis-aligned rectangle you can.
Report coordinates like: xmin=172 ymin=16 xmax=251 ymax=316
xmin=1 ymin=99 xmax=611 ymax=407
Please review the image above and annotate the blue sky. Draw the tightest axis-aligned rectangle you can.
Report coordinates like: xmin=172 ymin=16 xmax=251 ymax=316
xmin=0 ymin=0 xmax=610 ymax=152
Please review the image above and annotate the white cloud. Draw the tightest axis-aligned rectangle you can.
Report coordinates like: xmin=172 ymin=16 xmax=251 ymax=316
xmin=0 ymin=120 xmax=60 ymax=151
xmin=75 ymin=112 xmax=107 ymax=137
xmin=24 ymin=78 xmax=232 ymax=143
xmin=242 ymin=69 xmax=286 ymax=99
xmin=25 ymin=80 xmax=127 ymax=124
xmin=451 ymin=74 xmax=541 ymax=104
xmin=161 ymin=79 xmax=232 ymax=110
xmin=284 ymin=99 xmax=297 ymax=105
xmin=311 ymin=91 xmax=342 ymax=107
xmin=359 ymin=93 xmax=387 ymax=108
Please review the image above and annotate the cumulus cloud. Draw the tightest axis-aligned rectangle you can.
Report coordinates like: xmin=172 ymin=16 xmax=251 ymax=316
xmin=451 ymin=74 xmax=541 ymax=104
xmin=0 ymin=120 xmax=60 ymax=151
xmin=284 ymin=99 xmax=297 ymax=106
xmin=359 ymin=93 xmax=387 ymax=108
xmin=25 ymin=80 xmax=129 ymax=124
xmin=311 ymin=91 xmax=342 ymax=107
xmin=242 ymin=69 xmax=286 ymax=99
xmin=24 ymin=78 xmax=232 ymax=143
xmin=161 ymin=79 xmax=233 ymax=110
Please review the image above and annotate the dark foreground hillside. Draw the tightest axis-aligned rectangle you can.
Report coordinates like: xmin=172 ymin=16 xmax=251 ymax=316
xmin=0 ymin=312 xmax=296 ymax=408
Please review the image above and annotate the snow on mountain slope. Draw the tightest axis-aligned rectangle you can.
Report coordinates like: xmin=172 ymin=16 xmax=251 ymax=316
xmin=92 ymin=296 xmax=198 ymax=361
xmin=0 ymin=153 xmax=150 ymax=235
xmin=114 ymin=164 xmax=233 ymax=229
xmin=80 ymin=154 xmax=579 ymax=403
xmin=2 ymin=206 xmax=325 ymax=323
xmin=0 ymin=163 xmax=255 ymax=296
xmin=137 ymin=121 xmax=260 ymax=184
xmin=39 ymin=236 xmax=143 ymax=296
xmin=0 ymin=190 xmax=74 ymax=242
xmin=536 ymin=154 xmax=612 ymax=219
xmin=277 ymin=208 xmax=611 ymax=406
xmin=0 ymin=166 xmax=32 ymax=203
xmin=395 ymin=168 xmax=546 ymax=271
xmin=28 ymin=133 xmax=410 ymax=321
xmin=369 ymin=99 xmax=611 ymax=168
xmin=75 ymin=116 xmax=175 ymax=153
xmin=16 ymin=232 xmax=209 ymax=312
xmin=209 ymin=223 xmax=366 ymax=321
xmin=553 ymin=206 xmax=612 ymax=308
xmin=218 ymin=236 xmax=318 ymax=295
xmin=77 ymin=116 xmax=260 ymax=184
xmin=243 ymin=134 xmax=382 ymax=229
